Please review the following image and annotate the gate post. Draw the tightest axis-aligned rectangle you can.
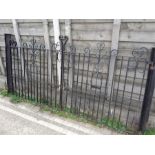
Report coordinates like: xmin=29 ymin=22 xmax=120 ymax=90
xmin=59 ymin=36 xmax=68 ymax=110
xmin=139 ymin=48 xmax=155 ymax=132
xmin=5 ymin=34 xmax=14 ymax=93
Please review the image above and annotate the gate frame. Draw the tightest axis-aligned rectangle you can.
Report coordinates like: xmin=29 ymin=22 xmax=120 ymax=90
xmin=5 ymin=34 xmax=14 ymax=93
xmin=59 ymin=35 xmax=68 ymax=110
xmin=4 ymin=33 xmax=155 ymax=132
xmin=139 ymin=47 xmax=155 ymax=132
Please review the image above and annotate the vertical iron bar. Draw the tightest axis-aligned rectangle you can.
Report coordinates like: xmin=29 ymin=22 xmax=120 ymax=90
xmin=27 ymin=48 xmax=30 ymax=99
xmin=20 ymin=47 xmax=24 ymax=97
xmin=74 ymin=53 xmax=81 ymax=114
xmin=83 ymin=51 xmax=90 ymax=116
xmin=10 ymin=47 xmax=14 ymax=95
xmin=43 ymin=48 xmax=46 ymax=103
xmin=95 ymin=73 xmax=104 ymax=121
xmin=50 ymin=48 xmax=53 ymax=106
xmin=39 ymin=48 xmax=42 ymax=103
xmin=5 ymin=34 xmax=14 ymax=93
xmin=112 ymin=56 xmax=123 ymax=127
xmin=101 ymin=55 xmax=112 ymax=119
xmin=47 ymin=49 xmax=49 ymax=105
xmin=70 ymin=52 xmax=76 ymax=112
xmin=33 ymin=53 xmax=35 ymax=101
xmin=87 ymin=57 xmax=96 ymax=119
xmin=59 ymin=36 xmax=68 ymax=110
xmin=139 ymin=62 xmax=147 ymax=101
xmin=55 ymin=52 xmax=58 ymax=107
xmin=132 ymin=61 xmax=147 ymax=128
xmin=107 ymin=54 xmax=118 ymax=120
xmin=59 ymin=48 xmax=64 ymax=110
xmin=78 ymin=53 xmax=85 ymax=116
xmin=91 ymin=66 xmax=100 ymax=119
xmin=17 ymin=47 xmax=20 ymax=96
xmin=23 ymin=47 xmax=26 ymax=99
xmin=139 ymin=48 xmax=155 ymax=131
xmin=13 ymin=47 xmax=17 ymax=94
xmin=30 ymin=64 xmax=32 ymax=100
xmin=65 ymin=52 xmax=71 ymax=108
xmin=118 ymin=58 xmax=130 ymax=125
xmin=59 ymin=47 xmax=64 ymax=110
xmin=36 ymin=65 xmax=39 ymax=103
xmin=125 ymin=59 xmax=138 ymax=128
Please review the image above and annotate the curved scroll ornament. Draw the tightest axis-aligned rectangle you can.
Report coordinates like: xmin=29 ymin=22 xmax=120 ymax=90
xmin=51 ymin=42 xmax=60 ymax=51
xmin=9 ymin=40 xmax=17 ymax=47
xmin=59 ymin=35 xmax=68 ymax=51
xmin=69 ymin=45 xmax=76 ymax=55
xmin=111 ymin=49 xmax=118 ymax=56
xmin=64 ymin=43 xmax=76 ymax=55
xmin=23 ymin=37 xmax=45 ymax=66
xmin=91 ymin=43 xmax=108 ymax=78
xmin=9 ymin=40 xmax=17 ymax=58
xmin=128 ymin=47 xmax=149 ymax=73
xmin=84 ymin=47 xmax=91 ymax=54
xmin=89 ymin=43 xmax=109 ymax=89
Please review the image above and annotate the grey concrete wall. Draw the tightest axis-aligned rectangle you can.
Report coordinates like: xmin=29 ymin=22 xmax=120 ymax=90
xmin=1 ymin=19 xmax=155 ymax=75
xmin=71 ymin=19 xmax=155 ymax=56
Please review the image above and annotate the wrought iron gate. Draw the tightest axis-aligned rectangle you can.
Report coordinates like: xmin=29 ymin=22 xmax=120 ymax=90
xmin=5 ymin=34 xmax=155 ymax=132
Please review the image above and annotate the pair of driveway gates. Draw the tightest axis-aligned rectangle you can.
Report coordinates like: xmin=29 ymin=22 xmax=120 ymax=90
xmin=4 ymin=34 xmax=155 ymax=132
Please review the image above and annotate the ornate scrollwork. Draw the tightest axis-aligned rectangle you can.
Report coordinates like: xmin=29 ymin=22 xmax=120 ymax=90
xmin=127 ymin=47 xmax=150 ymax=73
xmin=51 ymin=42 xmax=60 ymax=51
xmin=132 ymin=47 xmax=149 ymax=61
xmin=91 ymin=43 xmax=108 ymax=82
xmin=65 ymin=44 xmax=76 ymax=54
xmin=22 ymin=37 xmax=45 ymax=66
xmin=84 ymin=47 xmax=91 ymax=54
xmin=9 ymin=40 xmax=17 ymax=47
xmin=89 ymin=43 xmax=108 ymax=89
xmin=96 ymin=42 xmax=106 ymax=56
xmin=111 ymin=49 xmax=118 ymax=56
xmin=22 ymin=37 xmax=45 ymax=49
xmin=97 ymin=42 xmax=105 ymax=51
xmin=59 ymin=35 xmax=68 ymax=51
xmin=69 ymin=46 xmax=76 ymax=54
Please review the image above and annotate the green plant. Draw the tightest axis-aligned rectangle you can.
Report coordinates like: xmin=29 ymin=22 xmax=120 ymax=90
xmin=0 ymin=89 xmax=8 ymax=96
xmin=10 ymin=95 xmax=23 ymax=103
xmin=98 ymin=117 xmax=127 ymax=133
xmin=143 ymin=128 xmax=155 ymax=135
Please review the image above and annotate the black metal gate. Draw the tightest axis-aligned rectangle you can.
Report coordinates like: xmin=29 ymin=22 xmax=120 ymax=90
xmin=4 ymin=34 xmax=155 ymax=132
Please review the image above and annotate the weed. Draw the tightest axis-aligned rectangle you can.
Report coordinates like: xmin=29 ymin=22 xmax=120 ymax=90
xmin=98 ymin=117 xmax=126 ymax=133
xmin=143 ymin=128 xmax=155 ymax=135
xmin=0 ymin=89 xmax=8 ymax=96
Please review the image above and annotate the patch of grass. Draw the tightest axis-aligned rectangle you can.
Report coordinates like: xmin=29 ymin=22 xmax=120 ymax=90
xmin=143 ymin=128 xmax=155 ymax=135
xmin=97 ymin=117 xmax=127 ymax=133
xmin=0 ymin=89 xmax=36 ymax=104
xmin=41 ymin=104 xmax=88 ymax=123
xmin=10 ymin=94 xmax=23 ymax=103
xmin=0 ymin=89 xmax=8 ymax=96
xmin=0 ymin=89 xmax=22 ymax=103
